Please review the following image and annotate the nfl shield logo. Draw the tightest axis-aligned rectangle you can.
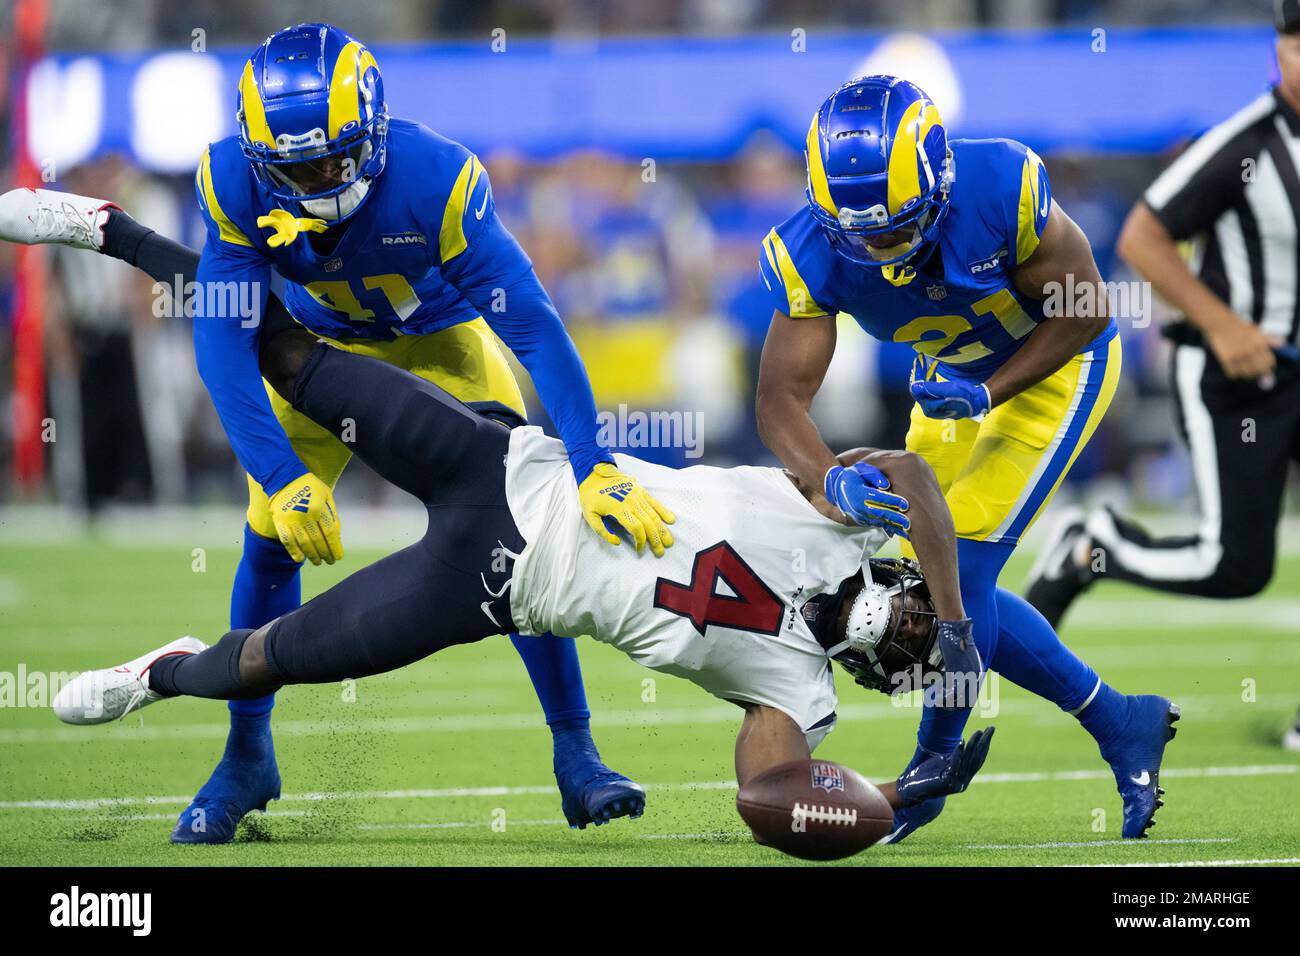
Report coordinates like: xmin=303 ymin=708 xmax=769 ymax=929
xmin=926 ymin=284 xmax=947 ymax=301
xmin=810 ymin=761 xmax=845 ymax=793
xmin=324 ymin=258 xmax=344 ymax=273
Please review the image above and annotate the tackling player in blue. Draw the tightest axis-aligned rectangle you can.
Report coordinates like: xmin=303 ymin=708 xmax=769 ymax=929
xmin=754 ymin=75 xmax=1179 ymax=840
xmin=0 ymin=23 xmax=673 ymax=842
xmin=191 ymin=24 xmax=678 ymax=843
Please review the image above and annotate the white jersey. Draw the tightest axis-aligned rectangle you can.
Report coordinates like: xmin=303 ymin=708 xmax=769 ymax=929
xmin=505 ymin=426 xmax=888 ymax=735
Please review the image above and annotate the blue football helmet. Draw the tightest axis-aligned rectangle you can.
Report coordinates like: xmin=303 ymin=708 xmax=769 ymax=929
xmin=236 ymin=23 xmax=388 ymax=222
xmin=804 ymin=75 xmax=954 ymax=267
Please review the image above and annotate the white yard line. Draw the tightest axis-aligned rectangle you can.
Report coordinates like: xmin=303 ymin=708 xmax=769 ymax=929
xmin=5 ymin=690 xmax=1293 ymax=746
xmin=966 ymin=837 xmax=1235 ymax=850
xmin=0 ymin=702 xmax=986 ymax=743
xmin=1068 ymin=857 xmax=1300 ymax=867
xmin=1062 ymin=598 xmax=1300 ymax=631
xmin=1 ymin=764 xmax=1294 ymax=812
xmin=972 ymin=764 xmax=1298 ymax=785
xmin=639 ymin=832 xmax=751 ymax=840
xmin=356 ymin=818 xmax=568 ymax=831
xmin=0 ymin=575 xmax=21 ymax=607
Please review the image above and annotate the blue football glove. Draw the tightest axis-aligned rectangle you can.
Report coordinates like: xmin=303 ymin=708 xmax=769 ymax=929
xmin=894 ymin=726 xmax=996 ymax=808
xmin=910 ymin=379 xmax=991 ymax=420
xmin=824 ymin=462 xmax=910 ymax=537
xmin=881 ymin=796 xmax=946 ymax=844
xmin=878 ymin=739 xmax=956 ymax=845
xmin=923 ymin=618 xmax=984 ymax=710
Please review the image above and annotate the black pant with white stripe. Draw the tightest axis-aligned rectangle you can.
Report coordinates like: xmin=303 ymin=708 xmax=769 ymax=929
xmin=1087 ymin=343 xmax=1300 ymax=597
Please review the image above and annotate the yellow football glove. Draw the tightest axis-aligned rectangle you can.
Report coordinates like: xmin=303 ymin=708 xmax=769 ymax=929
xmin=578 ymin=463 xmax=676 ymax=557
xmin=269 ymin=472 xmax=343 ymax=566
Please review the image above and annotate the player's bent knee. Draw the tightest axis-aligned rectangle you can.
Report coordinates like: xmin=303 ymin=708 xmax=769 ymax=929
xmin=1206 ymin=558 xmax=1273 ymax=600
xmin=259 ymin=327 xmax=321 ymax=401
xmin=237 ymin=625 xmax=281 ymax=692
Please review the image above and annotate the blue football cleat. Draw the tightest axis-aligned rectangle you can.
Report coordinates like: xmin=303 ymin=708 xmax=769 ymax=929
xmin=170 ymin=724 xmax=281 ymax=845
xmin=1102 ymin=695 xmax=1180 ymax=839
xmin=553 ymin=738 xmax=645 ymax=829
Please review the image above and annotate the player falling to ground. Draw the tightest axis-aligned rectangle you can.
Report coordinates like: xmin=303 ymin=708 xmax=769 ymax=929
xmin=1027 ymin=1 xmax=1300 ymax=751
xmin=0 ymin=22 xmax=675 ymax=842
xmin=2 ymin=97 xmax=1180 ymax=853
xmin=753 ymin=75 xmax=1178 ymax=840
xmin=6 ymin=133 xmax=1178 ymax=848
xmin=49 ymin=311 xmax=1004 ymax=832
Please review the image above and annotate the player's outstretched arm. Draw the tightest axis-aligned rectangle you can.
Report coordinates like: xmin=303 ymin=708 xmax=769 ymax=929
xmin=757 ymin=310 xmax=912 ymax=536
xmin=823 ymin=447 xmax=980 ymax=707
xmin=733 ymin=703 xmax=811 ymax=789
xmin=882 ymin=727 xmax=996 ymax=809
xmin=833 ymin=448 xmax=964 ymax=625
xmin=756 ymin=309 xmax=842 ymax=492
xmin=731 ymin=703 xmax=995 ymax=812
xmin=982 ymin=201 xmax=1112 ymax=406
xmin=193 ymin=142 xmax=343 ymax=566
xmin=192 ymin=242 xmax=342 ymax=566
xmin=437 ymin=175 xmax=675 ymax=556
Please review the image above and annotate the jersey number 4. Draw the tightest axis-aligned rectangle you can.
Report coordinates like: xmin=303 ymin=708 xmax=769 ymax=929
xmin=654 ymin=542 xmax=783 ymax=636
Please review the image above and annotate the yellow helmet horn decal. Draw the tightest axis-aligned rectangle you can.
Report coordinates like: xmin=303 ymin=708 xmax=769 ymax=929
xmin=328 ymin=41 xmax=381 ymax=139
xmin=239 ymin=61 xmax=275 ymax=148
xmin=886 ymin=100 xmax=943 ymax=216
xmin=805 ymin=113 xmax=838 ymax=216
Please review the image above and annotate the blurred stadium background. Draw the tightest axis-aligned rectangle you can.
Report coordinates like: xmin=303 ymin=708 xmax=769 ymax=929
xmin=0 ymin=0 xmax=1287 ymax=532
xmin=5 ymin=0 xmax=1300 ymax=870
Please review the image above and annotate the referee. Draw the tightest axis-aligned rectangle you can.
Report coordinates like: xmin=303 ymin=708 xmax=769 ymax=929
xmin=1027 ymin=1 xmax=1300 ymax=750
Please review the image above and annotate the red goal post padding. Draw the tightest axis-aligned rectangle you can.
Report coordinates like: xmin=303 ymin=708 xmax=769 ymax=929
xmin=9 ymin=0 xmax=48 ymax=490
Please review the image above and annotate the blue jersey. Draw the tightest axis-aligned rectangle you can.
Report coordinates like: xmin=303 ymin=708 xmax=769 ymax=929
xmin=192 ymin=119 xmax=611 ymax=494
xmin=758 ymin=138 xmax=1117 ymax=383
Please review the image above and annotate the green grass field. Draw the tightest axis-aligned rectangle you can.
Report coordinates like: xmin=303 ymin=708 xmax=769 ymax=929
xmin=1 ymin=535 xmax=1297 ymax=867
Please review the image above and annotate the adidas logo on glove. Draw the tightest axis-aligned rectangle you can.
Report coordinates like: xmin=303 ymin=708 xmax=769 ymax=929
xmin=600 ymin=480 xmax=634 ymax=502
xmin=281 ymin=485 xmax=313 ymax=514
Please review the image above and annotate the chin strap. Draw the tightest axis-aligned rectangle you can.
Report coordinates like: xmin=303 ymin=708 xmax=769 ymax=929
xmin=257 ymin=208 xmax=329 ymax=248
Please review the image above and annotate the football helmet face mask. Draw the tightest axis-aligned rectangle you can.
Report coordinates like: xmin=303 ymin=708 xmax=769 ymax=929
xmin=236 ymin=22 xmax=388 ymax=222
xmin=826 ymin=558 xmax=942 ymax=694
xmin=804 ymin=75 xmax=954 ymax=268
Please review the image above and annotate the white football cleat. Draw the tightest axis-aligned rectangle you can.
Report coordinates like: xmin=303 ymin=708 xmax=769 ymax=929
xmin=53 ymin=636 xmax=206 ymax=725
xmin=0 ymin=187 xmax=119 ymax=250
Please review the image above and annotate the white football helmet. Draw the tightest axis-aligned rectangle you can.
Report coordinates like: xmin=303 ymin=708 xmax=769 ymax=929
xmin=824 ymin=558 xmax=942 ymax=693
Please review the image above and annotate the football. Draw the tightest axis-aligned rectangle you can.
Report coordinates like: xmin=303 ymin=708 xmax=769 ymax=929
xmin=736 ymin=759 xmax=894 ymax=861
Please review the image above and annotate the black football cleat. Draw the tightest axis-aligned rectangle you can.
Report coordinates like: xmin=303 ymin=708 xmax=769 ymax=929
xmin=1025 ymin=507 xmax=1096 ymax=629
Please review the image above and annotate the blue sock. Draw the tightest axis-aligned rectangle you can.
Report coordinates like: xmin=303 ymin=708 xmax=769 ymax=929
xmin=227 ymin=525 xmax=302 ymax=721
xmin=509 ymin=633 xmax=592 ymax=743
xmin=915 ymin=538 xmax=1013 ymax=754
xmin=991 ymin=587 xmax=1099 ymax=709
xmin=992 ymin=587 xmax=1127 ymax=750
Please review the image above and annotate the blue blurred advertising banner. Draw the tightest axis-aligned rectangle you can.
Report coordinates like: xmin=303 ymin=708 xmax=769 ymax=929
xmin=26 ymin=25 xmax=1276 ymax=173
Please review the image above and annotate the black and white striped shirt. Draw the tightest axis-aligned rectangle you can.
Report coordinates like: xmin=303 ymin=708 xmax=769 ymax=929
xmin=1145 ymin=87 xmax=1300 ymax=346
